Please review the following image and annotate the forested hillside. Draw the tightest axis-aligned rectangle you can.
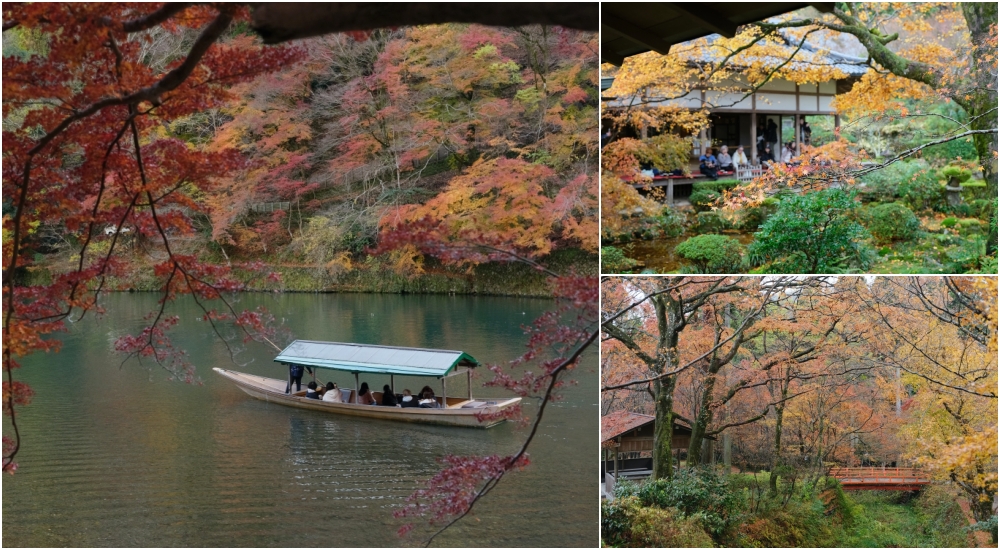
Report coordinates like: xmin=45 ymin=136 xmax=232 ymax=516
xmin=6 ymin=20 xmax=599 ymax=293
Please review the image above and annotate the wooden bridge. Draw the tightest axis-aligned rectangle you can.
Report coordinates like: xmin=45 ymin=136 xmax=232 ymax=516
xmin=828 ymin=467 xmax=931 ymax=491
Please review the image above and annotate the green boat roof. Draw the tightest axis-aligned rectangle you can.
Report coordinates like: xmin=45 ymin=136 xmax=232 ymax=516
xmin=274 ymin=340 xmax=479 ymax=377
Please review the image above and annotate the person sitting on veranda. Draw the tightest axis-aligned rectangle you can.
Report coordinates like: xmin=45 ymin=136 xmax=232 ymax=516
xmin=781 ymin=141 xmax=795 ymax=164
xmin=699 ymin=147 xmax=719 ymax=181
xmin=759 ymin=144 xmax=775 ymax=167
xmin=399 ymin=389 xmax=419 ymax=408
xmin=381 ymin=384 xmax=399 ymax=407
xmin=357 ymin=382 xmax=377 ymax=405
xmin=418 ymin=385 xmax=440 ymax=408
xmin=716 ymin=145 xmax=733 ymax=171
xmin=732 ymin=145 xmax=749 ymax=168
xmin=322 ymin=381 xmax=342 ymax=403
xmin=305 ymin=381 xmax=321 ymax=400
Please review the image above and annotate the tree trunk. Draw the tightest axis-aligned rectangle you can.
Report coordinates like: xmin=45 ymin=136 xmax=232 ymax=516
xmin=687 ymin=373 xmax=717 ymax=467
xmin=652 ymin=375 xmax=677 ymax=479
xmin=961 ymin=3 xmax=999 ymax=253
xmin=768 ymin=401 xmax=785 ymax=498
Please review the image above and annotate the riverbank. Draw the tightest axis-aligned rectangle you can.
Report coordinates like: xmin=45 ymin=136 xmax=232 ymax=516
xmin=17 ymin=248 xmax=596 ymax=298
xmin=602 ymin=470 xmax=983 ymax=547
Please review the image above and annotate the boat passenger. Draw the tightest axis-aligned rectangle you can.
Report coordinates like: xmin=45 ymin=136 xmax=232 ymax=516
xmin=418 ymin=386 xmax=440 ymax=408
xmin=305 ymin=381 xmax=321 ymax=399
xmin=357 ymin=382 xmax=377 ymax=405
xmin=322 ymin=382 xmax=342 ymax=403
xmin=381 ymin=384 xmax=399 ymax=407
xmin=400 ymin=389 xmax=419 ymax=408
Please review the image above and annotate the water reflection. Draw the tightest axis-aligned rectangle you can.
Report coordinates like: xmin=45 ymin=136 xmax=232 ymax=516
xmin=2 ymin=293 xmax=597 ymax=547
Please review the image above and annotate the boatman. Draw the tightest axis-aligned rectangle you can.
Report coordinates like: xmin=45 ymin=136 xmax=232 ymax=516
xmin=285 ymin=363 xmax=312 ymax=394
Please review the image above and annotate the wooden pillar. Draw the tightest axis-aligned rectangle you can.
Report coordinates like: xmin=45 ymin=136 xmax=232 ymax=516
xmin=794 ymin=115 xmax=801 ymax=157
xmin=467 ymin=369 xmax=472 ymax=400
xmin=698 ymin=127 xmax=707 ymax=158
xmin=667 ymin=181 xmax=675 ymax=206
xmin=834 ymin=114 xmax=841 ymax=132
xmin=614 ymin=438 xmax=620 ymax=479
xmin=442 ymin=376 xmax=447 ymax=408
xmin=390 ymin=374 xmax=395 ymax=395
xmin=354 ymin=372 xmax=359 ymax=403
xmin=750 ymin=100 xmax=758 ymax=164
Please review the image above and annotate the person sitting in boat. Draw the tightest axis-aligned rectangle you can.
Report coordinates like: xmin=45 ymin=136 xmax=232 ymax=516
xmin=418 ymin=386 xmax=440 ymax=408
xmin=305 ymin=381 xmax=321 ymax=399
xmin=322 ymin=381 xmax=342 ymax=403
xmin=381 ymin=384 xmax=399 ymax=407
xmin=357 ymin=382 xmax=377 ymax=405
xmin=399 ymin=389 xmax=419 ymax=408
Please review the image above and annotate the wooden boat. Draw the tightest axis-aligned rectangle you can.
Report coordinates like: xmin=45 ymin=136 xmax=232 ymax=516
xmin=213 ymin=340 xmax=521 ymax=428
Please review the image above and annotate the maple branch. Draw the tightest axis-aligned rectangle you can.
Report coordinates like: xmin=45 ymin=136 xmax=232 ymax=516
xmin=851 ymin=129 xmax=998 ymax=178
xmin=252 ymin=3 xmax=597 ymax=44
xmin=119 ymin=3 xmax=195 ymax=33
xmin=420 ymin=327 xmax=598 ymax=547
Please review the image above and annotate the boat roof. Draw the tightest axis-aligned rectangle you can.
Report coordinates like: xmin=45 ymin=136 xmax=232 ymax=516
xmin=274 ymin=340 xmax=479 ymax=377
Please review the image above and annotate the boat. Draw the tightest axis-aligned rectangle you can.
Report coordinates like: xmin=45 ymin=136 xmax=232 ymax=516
xmin=213 ymin=340 xmax=521 ymax=428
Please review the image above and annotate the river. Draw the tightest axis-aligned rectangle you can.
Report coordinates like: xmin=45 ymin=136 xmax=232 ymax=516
xmin=2 ymin=293 xmax=598 ymax=547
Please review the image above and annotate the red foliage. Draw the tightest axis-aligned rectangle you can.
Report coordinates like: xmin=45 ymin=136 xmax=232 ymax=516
xmin=2 ymin=3 xmax=301 ymax=472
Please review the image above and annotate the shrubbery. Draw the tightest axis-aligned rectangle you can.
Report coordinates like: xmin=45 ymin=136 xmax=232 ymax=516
xmin=689 ymin=189 xmax=721 ymax=212
xmin=602 ymin=496 xmax=715 ymax=548
xmin=748 ymin=189 xmax=875 ymax=273
xmin=675 ymin=234 xmax=744 ymax=273
xmin=866 ymin=203 xmax=920 ymax=244
xmin=601 ymin=246 xmax=639 ymax=273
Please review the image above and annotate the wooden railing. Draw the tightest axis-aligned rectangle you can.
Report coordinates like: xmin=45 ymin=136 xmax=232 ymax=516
xmin=828 ymin=467 xmax=931 ymax=490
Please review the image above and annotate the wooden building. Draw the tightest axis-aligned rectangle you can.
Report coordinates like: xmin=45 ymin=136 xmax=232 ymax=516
xmin=603 ymin=32 xmax=869 ymax=164
xmin=601 ymin=410 xmax=715 ymax=492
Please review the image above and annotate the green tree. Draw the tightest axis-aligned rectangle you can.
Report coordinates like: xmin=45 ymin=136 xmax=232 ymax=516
xmin=748 ymin=190 xmax=875 ymax=273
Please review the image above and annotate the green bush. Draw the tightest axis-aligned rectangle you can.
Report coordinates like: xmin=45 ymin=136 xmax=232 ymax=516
xmin=692 ymin=179 xmax=740 ymax=194
xmin=624 ymin=468 xmax=745 ymax=540
xmin=866 ymin=202 xmax=920 ymax=244
xmin=923 ymin=136 xmax=978 ymax=162
xmin=940 ymin=217 xmax=959 ymax=228
xmin=749 ymin=189 xmax=875 ymax=273
xmin=601 ymin=246 xmax=639 ymax=273
xmin=968 ymin=199 xmax=992 ymax=220
xmin=695 ymin=211 xmax=730 ymax=233
xmin=858 ymin=159 xmax=933 ymax=204
xmin=675 ymin=234 xmax=745 ymax=273
xmin=899 ymin=176 xmax=944 ymax=213
xmin=601 ymin=495 xmax=715 ymax=548
xmin=655 ymin=207 xmax=686 ymax=238
xmin=957 ymin=218 xmax=983 ymax=235
xmin=689 ymin=189 xmax=721 ymax=212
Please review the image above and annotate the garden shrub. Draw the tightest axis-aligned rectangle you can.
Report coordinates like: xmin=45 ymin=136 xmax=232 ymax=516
xmin=858 ymin=159 xmax=933 ymax=204
xmin=675 ymin=234 xmax=745 ymax=273
xmin=968 ymin=199 xmax=992 ymax=219
xmin=631 ymin=468 xmax=745 ymax=540
xmin=656 ymin=207 xmax=686 ymax=238
xmin=957 ymin=218 xmax=982 ymax=235
xmin=601 ymin=246 xmax=639 ymax=273
xmin=748 ymin=189 xmax=875 ymax=273
xmin=866 ymin=203 xmax=920 ymax=244
xmin=692 ymin=179 xmax=740 ymax=194
xmin=689 ymin=189 xmax=721 ymax=212
xmin=695 ymin=211 xmax=729 ymax=233
xmin=629 ymin=505 xmax=715 ymax=548
xmin=923 ymin=135 xmax=978 ymax=162
xmin=940 ymin=217 xmax=959 ymax=229
xmin=899 ymin=175 xmax=944 ymax=212
xmin=601 ymin=495 xmax=714 ymax=548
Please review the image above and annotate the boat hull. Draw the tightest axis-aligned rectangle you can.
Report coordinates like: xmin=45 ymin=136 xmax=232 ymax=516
xmin=213 ymin=368 xmax=519 ymax=428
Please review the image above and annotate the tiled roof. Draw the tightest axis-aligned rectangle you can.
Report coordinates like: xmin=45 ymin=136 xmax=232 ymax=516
xmin=602 ymin=410 xmax=655 ymax=442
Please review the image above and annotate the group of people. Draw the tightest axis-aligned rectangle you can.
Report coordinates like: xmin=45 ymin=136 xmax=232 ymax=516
xmin=293 ymin=376 xmax=443 ymax=410
xmin=698 ymin=144 xmax=749 ymax=180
